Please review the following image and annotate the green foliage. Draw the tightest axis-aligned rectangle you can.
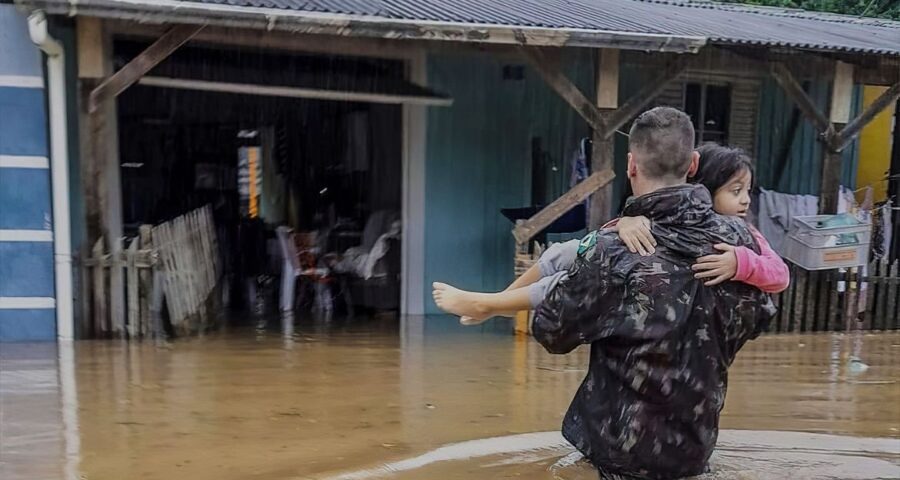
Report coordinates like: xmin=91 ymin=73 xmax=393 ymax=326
xmin=717 ymin=0 xmax=900 ymax=20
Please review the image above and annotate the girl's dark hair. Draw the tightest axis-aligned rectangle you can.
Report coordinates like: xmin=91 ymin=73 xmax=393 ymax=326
xmin=691 ymin=143 xmax=754 ymax=194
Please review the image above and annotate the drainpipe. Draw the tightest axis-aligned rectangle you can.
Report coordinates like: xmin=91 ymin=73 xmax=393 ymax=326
xmin=28 ymin=11 xmax=74 ymax=341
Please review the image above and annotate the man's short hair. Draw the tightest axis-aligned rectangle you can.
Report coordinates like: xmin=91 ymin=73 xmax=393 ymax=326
xmin=628 ymin=107 xmax=695 ymax=181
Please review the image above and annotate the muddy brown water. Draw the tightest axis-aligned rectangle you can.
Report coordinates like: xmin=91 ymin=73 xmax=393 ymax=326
xmin=1 ymin=316 xmax=898 ymax=480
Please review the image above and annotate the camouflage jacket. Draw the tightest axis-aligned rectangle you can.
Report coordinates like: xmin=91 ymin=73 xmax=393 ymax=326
xmin=533 ymin=184 xmax=776 ymax=479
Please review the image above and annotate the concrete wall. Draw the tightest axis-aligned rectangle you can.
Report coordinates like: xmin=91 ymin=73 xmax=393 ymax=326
xmin=0 ymin=5 xmax=55 ymax=341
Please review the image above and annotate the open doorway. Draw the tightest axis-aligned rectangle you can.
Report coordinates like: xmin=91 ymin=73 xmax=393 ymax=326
xmin=115 ymin=40 xmax=421 ymax=319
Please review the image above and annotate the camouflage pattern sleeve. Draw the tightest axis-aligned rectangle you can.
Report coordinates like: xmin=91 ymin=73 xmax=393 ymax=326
xmin=532 ymin=231 xmax=624 ymax=354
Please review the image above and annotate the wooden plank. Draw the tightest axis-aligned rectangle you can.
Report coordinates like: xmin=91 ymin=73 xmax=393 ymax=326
xmin=827 ymin=269 xmax=839 ymax=331
xmin=92 ymin=238 xmax=107 ymax=335
xmin=820 ymin=148 xmax=843 ymax=214
xmin=200 ymin=207 xmax=215 ymax=295
xmin=769 ymin=63 xmax=832 ymax=135
xmin=837 ymin=82 xmax=900 ymax=151
xmin=519 ymin=47 xmax=605 ymax=133
xmin=888 ymin=261 xmax=898 ymax=331
xmin=139 ymin=225 xmax=153 ymax=337
xmin=80 ymin=249 xmax=92 ymax=338
xmin=596 ymin=49 xmax=619 ymax=109
xmin=863 ymin=261 xmax=876 ymax=330
xmin=512 ymin=168 xmax=616 ymax=244
xmin=110 ymin=237 xmax=125 ymax=336
xmin=153 ymin=222 xmax=179 ymax=330
xmin=139 ymin=76 xmax=453 ymax=107
xmin=603 ymin=59 xmax=688 ymax=140
xmin=829 ymin=61 xmax=855 ymax=124
xmin=76 ymin=17 xmax=105 ymax=79
xmin=126 ymin=237 xmax=139 ymax=339
xmin=874 ymin=260 xmax=887 ymax=330
xmin=793 ymin=268 xmax=808 ymax=332
xmin=89 ymin=24 xmax=204 ymax=112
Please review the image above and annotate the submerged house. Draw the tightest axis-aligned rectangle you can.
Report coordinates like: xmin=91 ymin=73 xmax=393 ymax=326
xmin=0 ymin=0 xmax=898 ymax=340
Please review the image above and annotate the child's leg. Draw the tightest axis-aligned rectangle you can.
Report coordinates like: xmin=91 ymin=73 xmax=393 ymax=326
xmin=433 ymin=272 xmax=567 ymax=325
xmin=433 ymin=283 xmax=531 ymax=323
xmin=456 ymin=239 xmax=579 ymax=324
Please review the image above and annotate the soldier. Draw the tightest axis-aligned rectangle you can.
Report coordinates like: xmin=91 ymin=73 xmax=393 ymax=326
xmin=531 ymin=107 xmax=775 ymax=479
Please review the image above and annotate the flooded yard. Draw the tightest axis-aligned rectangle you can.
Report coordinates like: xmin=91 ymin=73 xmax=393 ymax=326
xmin=2 ymin=316 xmax=898 ymax=479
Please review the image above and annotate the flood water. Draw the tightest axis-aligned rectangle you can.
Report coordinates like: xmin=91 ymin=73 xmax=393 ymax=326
xmin=1 ymin=316 xmax=898 ymax=480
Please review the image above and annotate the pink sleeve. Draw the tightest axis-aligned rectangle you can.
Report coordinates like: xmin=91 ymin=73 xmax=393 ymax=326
xmin=733 ymin=227 xmax=790 ymax=294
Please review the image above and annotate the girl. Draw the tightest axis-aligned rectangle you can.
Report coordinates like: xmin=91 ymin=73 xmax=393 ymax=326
xmin=433 ymin=144 xmax=789 ymax=324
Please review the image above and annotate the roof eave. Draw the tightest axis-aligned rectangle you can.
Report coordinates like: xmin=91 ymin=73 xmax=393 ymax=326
xmin=17 ymin=0 xmax=707 ymax=53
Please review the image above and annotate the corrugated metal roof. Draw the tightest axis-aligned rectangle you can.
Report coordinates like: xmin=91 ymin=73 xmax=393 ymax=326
xmin=21 ymin=0 xmax=900 ymax=55
xmin=165 ymin=0 xmax=900 ymax=55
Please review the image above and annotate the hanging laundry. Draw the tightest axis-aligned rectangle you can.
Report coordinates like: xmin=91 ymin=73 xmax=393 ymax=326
xmin=570 ymin=138 xmax=591 ymax=225
xmin=871 ymin=201 xmax=893 ymax=262
xmin=756 ymin=187 xmax=819 ymax=256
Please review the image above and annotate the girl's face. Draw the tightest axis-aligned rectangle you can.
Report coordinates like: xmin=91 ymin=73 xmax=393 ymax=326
xmin=713 ymin=169 xmax=752 ymax=217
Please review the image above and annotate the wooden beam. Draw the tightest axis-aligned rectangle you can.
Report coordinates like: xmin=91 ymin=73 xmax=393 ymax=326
xmin=837 ymin=82 xmax=900 ymax=151
xmin=602 ymin=59 xmax=687 ymax=140
xmin=829 ymin=61 xmax=855 ymax=124
xmin=77 ymin=17 xmax=104 ymax=79
xmin=512 ymin=169 xmax=616 ymax=244
xmin=137 ymin=76 xmax=453 ymax=106
xmin=89 ymin=24 xmax=204 ymax=112
xmin=520 ymin=47 xmax=606 ymax=133
xmin=770 ymin=63 xmax=833 ymax=135
xmin=596 ymin=49 xmax=619 ymax=109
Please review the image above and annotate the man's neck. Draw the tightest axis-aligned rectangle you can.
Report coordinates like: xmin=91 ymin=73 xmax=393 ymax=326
xmin=631 ymin=178 xmax=687 ymax=197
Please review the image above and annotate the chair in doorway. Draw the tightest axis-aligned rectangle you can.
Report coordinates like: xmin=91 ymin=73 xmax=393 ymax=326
xmin=276 ymin=226 xmax=345 ymax=313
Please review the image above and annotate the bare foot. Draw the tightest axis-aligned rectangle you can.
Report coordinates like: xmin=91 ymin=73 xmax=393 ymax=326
xmin=432 ymin=283 xmax=491 ymax=324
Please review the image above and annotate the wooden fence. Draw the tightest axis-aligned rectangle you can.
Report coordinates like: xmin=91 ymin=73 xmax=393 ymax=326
xmin=769 ymin=260 xmax=900 ymax=333
xmin=81 ymin=205 xmax=219 ymax=338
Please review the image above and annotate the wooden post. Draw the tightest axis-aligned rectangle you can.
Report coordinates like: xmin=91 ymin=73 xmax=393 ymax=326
xmin=590 ymin=49 xmax=619 ymax=229
xmin=820 ymin=62 xmax=854 ymax=214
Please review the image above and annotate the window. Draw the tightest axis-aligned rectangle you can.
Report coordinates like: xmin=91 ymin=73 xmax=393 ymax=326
xmin=684 ymin=83 xmax=731 ymax=144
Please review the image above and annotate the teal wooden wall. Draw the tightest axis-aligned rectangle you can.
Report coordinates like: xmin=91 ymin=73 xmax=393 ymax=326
xmin=756 ymin=78 xmax=861 ymax=195
xmin=422 ymin=50 xmax=592 ymax=313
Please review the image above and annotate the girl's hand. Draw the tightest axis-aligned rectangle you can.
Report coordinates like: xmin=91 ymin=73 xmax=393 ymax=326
xmin=614 ymin=216 xmax=656 ymax=256
xmin=693 ymin=244 xmax=738 ymax=285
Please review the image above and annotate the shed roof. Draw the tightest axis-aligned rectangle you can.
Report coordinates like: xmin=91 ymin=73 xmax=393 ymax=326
xmin=19 ymin=0 xmax=900 ymax=56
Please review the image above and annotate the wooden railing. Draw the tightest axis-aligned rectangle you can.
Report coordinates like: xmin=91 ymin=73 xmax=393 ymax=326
xmin=769 ymin=260 xmax=900 ymax=333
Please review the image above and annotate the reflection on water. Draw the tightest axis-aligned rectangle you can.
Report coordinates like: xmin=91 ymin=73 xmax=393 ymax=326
xmin=0 ymin=316 xmax=898 ymax=479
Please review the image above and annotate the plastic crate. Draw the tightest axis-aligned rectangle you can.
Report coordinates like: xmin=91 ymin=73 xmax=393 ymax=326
xmin=782 ymin=215 xmax=871 ymax=270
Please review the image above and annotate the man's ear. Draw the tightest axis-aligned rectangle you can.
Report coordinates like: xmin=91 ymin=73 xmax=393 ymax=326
xmin=687 ymin=150 xmax=700 ymax=177
xmin=627 ymin=152 xmax=638 ymax=178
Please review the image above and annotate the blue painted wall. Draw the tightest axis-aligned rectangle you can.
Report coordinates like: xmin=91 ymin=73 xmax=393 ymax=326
xmin=0 ymin=5 xmax=55 ymax=341
xmin=422 ymin=50 xmax=592 ymax=314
